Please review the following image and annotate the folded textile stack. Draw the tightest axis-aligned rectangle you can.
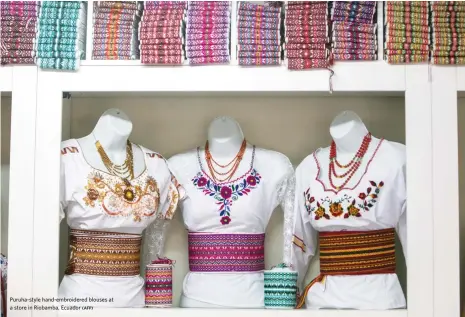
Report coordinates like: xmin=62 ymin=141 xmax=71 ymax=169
xmin=431 ymin=1 xmax=465 ymax=65
xmin=92 ymin=1 xmax=141 ymax=60
xmin=236 ymin=1 xmax=282 ymax=67
xmin=285 ymin=1 xmax=330 ymax=70
xmin=0 ymin=1 xmax=38 ymax=65
xmin=384 ymin=2 xmax=429 ymax=64
xmin=186 ymin=1 xmax=231 ymax=65
xmin=330 ymin=1 xmax=377 ymax=61
xmin=36 ymin=1 xmax=86 ymax=70
xmin=140 ymin=1 xmax=186 ymax=65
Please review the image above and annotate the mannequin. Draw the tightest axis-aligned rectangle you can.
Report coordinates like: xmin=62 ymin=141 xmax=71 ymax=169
xmin=206 ymin=116 xmax=245 ymax=159
xmin=291 ymin=110 xmax=407 ymax=310
xmin=76 ymin=108 xmax=145 ymax=176
xmin=59 ymin=108 xmax=179 ymax=308
xmin=168 ymin=116 xmax=295 ymax=309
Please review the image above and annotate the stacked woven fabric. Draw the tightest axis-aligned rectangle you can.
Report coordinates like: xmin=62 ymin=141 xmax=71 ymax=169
xmin=36 ymin=1 xmax=86 ymax=70
xmin=0 ymin=1 xmax=38 ymax=65
xmin=330 ymin=1 xmax=377 ymax=61
xmin=285 ymin=1 xmax=330 ymax=70
xmin=236 ymin=2 xmax=281 ymax=67
xmin=92 ymin=1 xmax=141 ymax=60
xmin=431 ymin=1 xmax=465 ymax=65
xmin=384 ymin=2 xmax=429 ymax=64
xmin=140 ymin=1 xmax=186 ymax=65
xmin=186 ymin=1 xmax=231 ymax=65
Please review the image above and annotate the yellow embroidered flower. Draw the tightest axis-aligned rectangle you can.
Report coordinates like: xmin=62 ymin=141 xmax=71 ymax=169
xmin=348 ymin=205 xmax=360 ymax=217
xmin=315 ymin=206 xmax=326 ymax=218
xmin=329 ymin=202 xmax=343 ymax=217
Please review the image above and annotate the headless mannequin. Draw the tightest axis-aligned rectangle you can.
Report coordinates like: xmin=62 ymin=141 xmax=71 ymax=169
xmin=76 ymin=108 xmax=145 ymax=177
xmin=318 ymin=111 xmax=382 ymax=186
xmin=206 ymin=116 xmax=246 ymax=160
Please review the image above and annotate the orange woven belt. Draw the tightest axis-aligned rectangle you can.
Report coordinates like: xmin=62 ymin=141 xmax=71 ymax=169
xmin=296 ymin=228 xmax=396 ymax=308
xmin=65 ymin=229 xmax=142 ymax=277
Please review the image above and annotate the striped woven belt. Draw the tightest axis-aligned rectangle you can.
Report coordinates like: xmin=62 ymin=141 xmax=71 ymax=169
xmin=297 ymin=228 xmax=396 ymax=308
xmin=188 ymin=232 xmax=265 ymax=272
xmin=65 ymin=229 xmax=142 ymax=277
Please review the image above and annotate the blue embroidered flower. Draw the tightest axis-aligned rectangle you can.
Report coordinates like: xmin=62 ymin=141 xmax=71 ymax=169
xmin=192 ymin=169 xmax=262 ymax=225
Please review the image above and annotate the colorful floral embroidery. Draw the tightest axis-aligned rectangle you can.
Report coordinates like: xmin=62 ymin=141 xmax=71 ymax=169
xmin=304 ymin=180 xmax=384 ymax=220
xmin=83 ymin=172 xmax=160 ymax=222
xmin=192 ymin=169 xmax=262 ymax=225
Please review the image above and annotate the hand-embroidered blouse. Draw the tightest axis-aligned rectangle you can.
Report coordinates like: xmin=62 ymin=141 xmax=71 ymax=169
xmin=168 ymin=144 xmax=295 ymax=308
xmin=291 ymin=139 xmax=407 ymax=310
xmin=59 ymin=139 xmax=179 ymax=308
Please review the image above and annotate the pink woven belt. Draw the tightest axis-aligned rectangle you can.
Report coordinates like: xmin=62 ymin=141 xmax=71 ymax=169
xmin=188 ymin=232 xmax=265 ymax=272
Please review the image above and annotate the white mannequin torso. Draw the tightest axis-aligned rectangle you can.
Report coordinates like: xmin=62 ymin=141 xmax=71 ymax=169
xmin=76 ymin=108 xmax=145 ymax=176
xmin=168 ymin=116 xmax=295 ymax=308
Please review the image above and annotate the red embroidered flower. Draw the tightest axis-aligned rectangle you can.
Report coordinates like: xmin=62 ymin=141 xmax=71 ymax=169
xmin=309 ymin=197 xmax=315 ymax=203
xmin=329 ymin=202 xmax=343 ymax=217
xmin=220 ymin=216 xmax=231 ymax=225
xmin=359 ymin=193 xmax=367 ymax=200
xmin=220 ymin=186 xmax=232 ymax=199
xmin=246 ymin=175 xmax=257 ymax=186
xmin=197 ymin=177 xmax=207 ymax=187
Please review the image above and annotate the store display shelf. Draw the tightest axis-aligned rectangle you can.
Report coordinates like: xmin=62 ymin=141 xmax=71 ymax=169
xmin=457 ymin=67 xmax=465 ymax=91
xmin=59 ymin=308 xmax=408 ymax=317
xmin=44 ymin=61 xmax=405 ymax=92
xmin=0 ymin=66 xmax=13 ymax=91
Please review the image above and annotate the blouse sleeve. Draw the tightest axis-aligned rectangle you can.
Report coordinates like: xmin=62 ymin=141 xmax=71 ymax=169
xmin=276 ymin=160 xmax=296 ymax=266
xmin=290 ymin=165 xmax=318 ymax=290
xmin=395 ymin=163 xmax=407 ymax=264
xmin=59 ymin=157 xmax=66 ymax=222
xmin=142 ymin=168 xmax=183 ymax=268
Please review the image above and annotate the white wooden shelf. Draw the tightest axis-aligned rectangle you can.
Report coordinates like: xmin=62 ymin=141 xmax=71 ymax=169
xmin=39 ymin=61 xmax=405 ymax=93
xmin=457 ymin=67 xmax=465 ymax=91
xmin=59 ymin=308 xmax=408 ymax=317
xmin=0 ymin=66 xmax=13 ymax=91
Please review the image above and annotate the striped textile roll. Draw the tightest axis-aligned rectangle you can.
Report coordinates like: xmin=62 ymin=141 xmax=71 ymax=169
xmin=264 ymin=263 xmax=297 ymax=309
xmin=285 ymin=1 xmax=330 ymax=70
xmin=384 ymin=1 xmax=430 ymax=64
xmin=186 ymin=1 xmax=231 ymax=65
xmin=145 ymin=258 xmax=175 ymax=307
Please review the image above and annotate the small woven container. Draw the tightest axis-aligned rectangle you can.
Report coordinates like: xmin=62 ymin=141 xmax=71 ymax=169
xmin=264 ymin=263 xmax=297 ymax=309
xmin=145 ymin=257 xmax=174 ymax=308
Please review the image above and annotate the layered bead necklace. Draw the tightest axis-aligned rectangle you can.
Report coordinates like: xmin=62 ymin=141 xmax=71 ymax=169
xmin=329 ymin=133 xmax=372 ymax=191
xmin=204 ymin=139 xmax=247 ymax=183
xmin=95 ymin=140 xmax=135 ymax=185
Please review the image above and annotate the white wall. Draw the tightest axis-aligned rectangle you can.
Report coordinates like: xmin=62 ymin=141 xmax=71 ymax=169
xmin=68 ymin=94 xmax=407 ymax=306
xmin=457 ymin=98 xmax=465 ymax=316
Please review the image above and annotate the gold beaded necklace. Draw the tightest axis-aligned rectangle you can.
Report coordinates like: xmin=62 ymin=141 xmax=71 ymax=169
xmin=95 ymin=140 xmax=135 ymax=182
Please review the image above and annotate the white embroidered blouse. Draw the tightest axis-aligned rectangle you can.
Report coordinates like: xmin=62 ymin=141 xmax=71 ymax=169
xmin=59 ymin=139 xmax=179 ymax=308
xmin=291 ymin=139 xmax=407 ymax=310
xmin=168 ymin=144 xmax=295 ymax=308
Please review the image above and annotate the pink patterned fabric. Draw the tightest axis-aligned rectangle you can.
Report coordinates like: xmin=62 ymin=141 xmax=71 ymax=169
xmin=188 ymin=232 xmax=265 ymax=272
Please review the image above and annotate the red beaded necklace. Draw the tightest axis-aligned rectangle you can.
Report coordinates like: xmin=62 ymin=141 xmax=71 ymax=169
xmin=329 ymin=133 xmax=372 ymax=191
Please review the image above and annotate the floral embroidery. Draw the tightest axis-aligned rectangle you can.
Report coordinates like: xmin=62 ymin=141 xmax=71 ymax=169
xmin=192 ymin=169 xmax=261 ymax=225
xmin=304 ymin=180 xmax=384 ymax=220
xmin=83 ymin=172 xmax=160 ymax=222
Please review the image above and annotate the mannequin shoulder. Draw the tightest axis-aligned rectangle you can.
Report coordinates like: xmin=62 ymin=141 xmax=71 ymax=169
xmin=381 ymin=140 xmax=406 ymax=166
xmin=138 ymin=145 xmax=166 ymax=161
xmin=60 ymin=139 xmax=80 ymax=157
xmin=255 ymin=147 xmax=293 ymax=171
xmin=296 ymin=147 xmax=325 ymax=172
xmin=167 ymin=149 xmax=198 ymax=170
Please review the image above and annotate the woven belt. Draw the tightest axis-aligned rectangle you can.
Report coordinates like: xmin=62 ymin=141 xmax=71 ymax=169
xmin=296 ymin=228 xmax=396 ymax=308
xmin=188 ymin=232 xmax=265 ymax=272
xmin=65 ymin=229 xmax=142 ymax=277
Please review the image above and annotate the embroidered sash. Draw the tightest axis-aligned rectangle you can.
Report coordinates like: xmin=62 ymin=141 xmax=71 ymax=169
xmin=65 ymin=229 xmax=142 ymax=277
xmin=296 ymin=228 xmax=396 ymax=308
xmin=188 ymin=232 xmax=265 ymax=272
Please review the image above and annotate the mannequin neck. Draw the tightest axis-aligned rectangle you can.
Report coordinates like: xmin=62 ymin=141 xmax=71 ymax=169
xmin=208 ymin=134 xmax=244 ymax=158
xmin=92 ymin=116 xmax=131 ymax=154
xmin=332 ymin=120 xmax=370 ymax=154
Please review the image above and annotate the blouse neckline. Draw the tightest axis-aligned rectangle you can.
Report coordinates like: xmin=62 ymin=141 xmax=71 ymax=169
xmin=313 ymin=138 xmax=384 ymax=194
